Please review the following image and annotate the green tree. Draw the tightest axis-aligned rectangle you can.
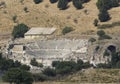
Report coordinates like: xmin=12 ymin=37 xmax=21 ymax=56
xmin=2 ymin=68 xmax=33 ymax=84
xmin=93 ymin=19 xmax=98 ymax=26
xmin=30 ymin=58 xmax=38 ymax=66
xmin=33 ymin=0 xmax=43 ymax=4
xmin=97 ymin=30 xmax=105 ymax=37
xmin=57 ymin=0 xmax=68 ymax=10
xmin=62 ymin=27 xmax=73 ymax=35
xmin=12 ymin=23 xmax=29 ymax=38
xmin=98 ymin=10 xmax=110 ymax=22
xmin=50 ymin=0 xmax=58 ymax=3
xmin=12 ymin=15 xmax=17 ymax=23
xmin=88 ymin=38 xmax=96 ymax=43
xmin=42 ymin=67 xmax=56 ymax=77
xmin=20 ymin=64 xmax=30 ymax=71
xmin=72 ymin=0 xmax=82 ymax=9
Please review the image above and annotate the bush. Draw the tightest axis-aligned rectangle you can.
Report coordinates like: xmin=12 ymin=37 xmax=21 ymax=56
xmin=97 ymin=63 xmax=111 ymax=68
xmin=93 ymin=19 xmax=98 ymax=26
xmin=42 ymin=68 xmax=56 ymax=77
xmin=56 ymin=66 xmax=71 ymax=75
xmin=80 ymin=0 xmax=89 ymax=3
xmin=98 ymin=11 xmax=110 ymax=22
xmin=20 ymin=64 xmax=30 ymax=71
xmin=2 ymin=68 xmax=33 ymax=84
xmin=73 ymin=0 xmax=82 ymax=9
xmin=52 ymin=61 xmax=60 ymax=67
xmin=62 ymin=27 xmax=73 ymax=35
xmin=33 ymin=73 xmax=48 ymax=82
xmin=12 ymin=15 xmax=17 ymax=23
xmin=103 ymin=50 xmax=110 ymax=57
xmin=57 ymin=0 xmax=68 ymax=10
xmin=82 ymin=62 xmax=92 ymax=69
xmin=24 ymin=7 xmax=29 ymax=13
xmin=89 ymin=38 xmax=96 ymax=43
xmin=50 ymin=0 xmax=58 ymax=3
xmin=98 ymin=35 xmax=112 ymax=40
xmin=97 ymin=30 xmax=105 ymax=37
xmin=30 ymin=58 xmax=38 ymax=66
xmin=33 ymin=0 xmax=43 ymax=4
xmin=12 ymin=23 xmax=29 ymax=38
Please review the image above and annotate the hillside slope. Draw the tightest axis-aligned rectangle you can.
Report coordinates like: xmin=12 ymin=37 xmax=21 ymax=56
xmin=0 ymin=0 xmax=120 ymax=39
xmin=0 ymin=0 xmax=98 ymax=36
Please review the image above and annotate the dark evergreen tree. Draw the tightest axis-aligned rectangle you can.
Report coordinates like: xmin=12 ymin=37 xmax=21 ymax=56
xmin=49 ymin=0 xmax=58 ymax=3
xmin=72 ymin=0 xmax=82 ymax=9
xmin=33 ymin=0 xmax=43 ymax=4
xmin=57 ymin=0 xmax=68 ymax=10
xmin=12 ymin=23 xmax=29 ymax=38
xmin=98 ymin=11 xmax=110 ymax=22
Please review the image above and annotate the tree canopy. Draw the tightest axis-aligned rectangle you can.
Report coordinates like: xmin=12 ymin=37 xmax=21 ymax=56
xmin=12 ymin=23 xmax=29 ymax=38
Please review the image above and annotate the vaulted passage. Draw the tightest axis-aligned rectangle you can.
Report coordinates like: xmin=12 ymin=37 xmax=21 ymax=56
xmin=107 ymin=45 xmax=116 ymax=53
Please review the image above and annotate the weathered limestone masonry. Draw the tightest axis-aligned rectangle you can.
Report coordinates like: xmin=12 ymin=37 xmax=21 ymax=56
xmin=4 ymin=39 xmax=89 ymax=68
xmin=3 ymin=38 xmax=120 ymax=69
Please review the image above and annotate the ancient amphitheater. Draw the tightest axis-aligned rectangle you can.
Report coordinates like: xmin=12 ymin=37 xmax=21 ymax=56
xmin=6 ymin=39 xmax=89 ymax=67
xmin=25 ymin=39 xmax=89 ymax=67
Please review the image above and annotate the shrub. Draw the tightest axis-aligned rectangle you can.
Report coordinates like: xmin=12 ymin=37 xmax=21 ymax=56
xmin=81 ymin=0 xmax=89 ymax=3
xmin=98 ymin=35 xmax=112 ymax=40
xmin=103 ymin=50 xmax=110 ymax=57
xmin=2 ymin=68 xmax=33 ymax=84
xmin=12 ymin=23 xmax=29 ymax=38
xmin=93 ymin=19 xmax=98 ymax=26
xmin=97 ymin=30 xmax=105 ymax=37
xmin=98 ymin=11 xmax=110 ymax=22
xmin=89 ymin=38 xmax=96 ymax=43
xmin=33 ymin=0 xmax=43 ymax=4
xmin=57 ymin=0 xmax=68 ymax=10
xmin=20 ymin=64 xmax=30 ymax=71
xmin=82 ymin=62 xmax=92 ymax=69
xmin=24 ymin=7 xmax=29 ymax=13
xmin=30 ymin=58 xmax=43 ymax=67
xmin=52 ymin=61 xmax=60 ymax=67
xmin=12 ymin=15 xmax=17 ymax=23
xmin=72 ymin=0 xmax=82 ymax=9
xmin=42 ymin=68 xmax=56 ymax=77
xmin=30 ymin=58 xmax=38 ymax=66
xmin=62 ymin=27 xmax=73 ymax=35
xmin=33 ymin=73 xmax=48 ymax=82
xmin=50 ymin=0 xmax=58 ymax=3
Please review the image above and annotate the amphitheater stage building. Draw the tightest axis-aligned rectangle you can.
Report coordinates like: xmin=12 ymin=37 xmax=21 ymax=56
xmin=24 ymin=27 xmax=56 ymax=39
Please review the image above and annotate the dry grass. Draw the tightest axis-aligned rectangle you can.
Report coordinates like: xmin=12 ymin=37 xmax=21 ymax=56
xmin=0 ymin=0 xmax=98 ymax=37
xmin=0 ymin=0 xmax=120 ymax=41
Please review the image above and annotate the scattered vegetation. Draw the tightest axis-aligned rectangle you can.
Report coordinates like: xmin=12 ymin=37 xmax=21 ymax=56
xmin=24 ymin=7 xmax=29 ymax=13
xmin=98 ymin=10 xmax=110 ymax=22
xmin=0 ymin=53 xmax=30 ymax=71
xmin=98 ymin=21 xmax=120 ymax=29
xmin=12 ymin=15 xmax=17 ymax=23
xmin=96 ymin=0 xmax=119 ymax=22
xmin=62 ymin=27 xmax=73 ymax=35
xmin=97 ymin=30 xmax=112 ymax=40
xmin=33 ymin=0 xmax=43 ymax=4
xmin=89 ymin=38 xmax=96 ymax=43
xmin=2 ymin=68 xmax=33 ymax=84
xmin=50 ymin=0 xmax=58 ymax=3
xmin=57 ymin=0 xmax=68 ymax=10
xmin=30 ymin=58 xmax=43 ymax=67
xmin=72 ymin=0 xmax=83 ymax=9
xmin=93 ymin=19 xmax=99 ymax=26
